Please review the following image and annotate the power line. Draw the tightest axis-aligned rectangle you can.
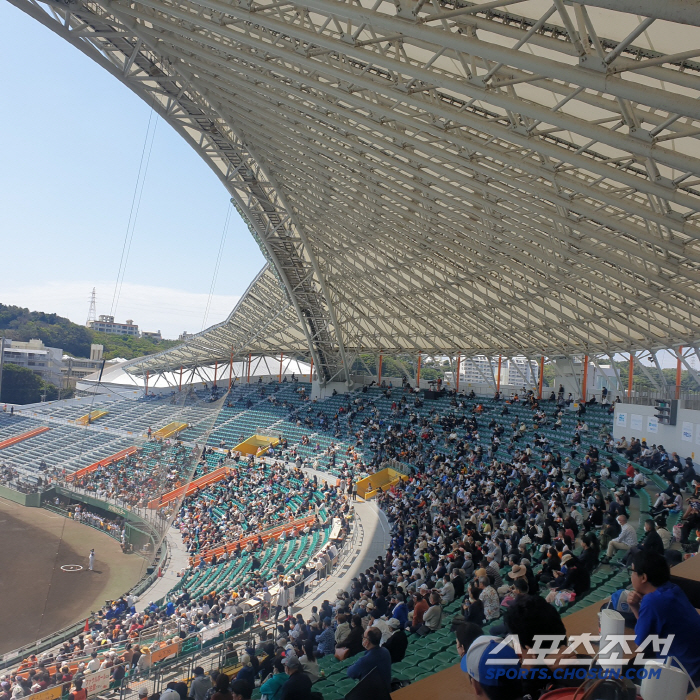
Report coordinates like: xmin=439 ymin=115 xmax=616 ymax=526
xmin=201 ymin=201 xmax=232 ymax=331
xmin=113 ymin=116 xmax=158 ymax=318
xmin=110 ymin=106 xmax=158 ymax=318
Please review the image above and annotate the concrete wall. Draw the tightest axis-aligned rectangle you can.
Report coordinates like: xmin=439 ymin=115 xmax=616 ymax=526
xmin=0 ymin=485 xmax=42 ymax=507
xmin=613 ymin=403 xmax=700 ymax=460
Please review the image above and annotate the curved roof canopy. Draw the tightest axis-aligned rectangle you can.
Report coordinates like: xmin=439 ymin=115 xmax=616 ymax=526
xmin=124 ymin=265 xmax=309 ymax=375
xmin=13 ymin=0 xmax=700 ymax=381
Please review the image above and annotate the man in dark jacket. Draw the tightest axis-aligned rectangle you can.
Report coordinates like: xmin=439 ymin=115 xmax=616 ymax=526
xmin=681 ymin=458 xmax=697 ymax=488
xmin=382 ymin=618 xmax=408 ymax=663
xmin=279 ymin=656 xmax=312 ymax=700
xmin=452 ymin=570 xmax=466 ymax=599
xmin=347 ymin=627 xmax=392 ymax=690
xmin=549 ymin=553 xmax=590 ymax=597
xmin=632 ymin=519 xmax=665 ymax=558
xmin=344 ymin=615 xmax=365 ymax=657
xmin=516 ymin=558 xmax=538 ymax=595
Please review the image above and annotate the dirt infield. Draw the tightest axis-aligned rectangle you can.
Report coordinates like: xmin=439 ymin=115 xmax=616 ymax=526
xmin=0 ymin=498 xmax=146 ymax=655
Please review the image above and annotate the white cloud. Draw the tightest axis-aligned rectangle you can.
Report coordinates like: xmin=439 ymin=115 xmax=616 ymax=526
xmin=0 ymin=281 xmax=240 ymax=340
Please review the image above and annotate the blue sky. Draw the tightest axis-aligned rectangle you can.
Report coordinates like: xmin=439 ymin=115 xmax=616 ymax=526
xmin=0 ymin=2 xmax=265 ymax=339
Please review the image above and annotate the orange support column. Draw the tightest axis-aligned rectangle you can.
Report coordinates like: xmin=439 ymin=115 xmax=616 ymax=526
xmin=676 ymin=347 xmax=683 ymax=400
xmin=228 ymin=350 xmax=234 ymax=390
xmin=179 ymin=366 xmax=183 ymax=392
xmin=378 ymin=354 xmax=383 ymax=385
xmin=582 ymin=355 xmax=588 ymax=403
xmin=496 ymin=355 xmax=502 ymax=394
xmin=538 ymin=357 xmax=544 ymax=399
xmin=416 ymin=353 xmax=421 ymax=387
xmin=213 ymin=362 xmax=218 ymax=388
xmin=627 ymin=353 xmax=634 ymax=399
xmin=247 ymin=353 xmax=251 ymax=383
xmin=279 ymin=353 xmax=283 ymax=382
xmin=456 ymin=354 xmax=461 ymax=391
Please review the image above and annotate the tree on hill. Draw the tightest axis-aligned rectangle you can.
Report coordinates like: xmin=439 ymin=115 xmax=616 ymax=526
xmin=612 ymin=359 xmax=697 ymax=393
xmin=90 ymin=332 xmax=178 ymax=361
xmin=0 ymin=363 xmax=60 ymax=405
xmin=350 ymin=353 xmax=448 ymax=381
xmin=0 ymin=304 xmax=93 ymax=357
xmin=0 ymin=304 xmax=178 ymax=360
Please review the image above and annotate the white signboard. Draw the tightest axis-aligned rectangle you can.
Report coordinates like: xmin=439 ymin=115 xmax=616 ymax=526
xmin=647 ymin=416 xmax=658 ymax=434
xmin=202 ymin=620 xmax=227 ymax=642
xmin=696 ymin=425 xmax=700 ymax=445
xmin=630 ymin=414 xmax=643 ymax=432
xmin=682 ymin=422 xmax=693 ymax=442
xmin=616 ymin=412 xmax=627 ymax=428
xmin=84 ymin=668 xmax=111 ymax=697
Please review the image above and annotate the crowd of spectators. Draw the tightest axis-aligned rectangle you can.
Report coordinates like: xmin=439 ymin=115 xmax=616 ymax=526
xmin=174 ymin=460 xmax=346 ymax=556
xmin=6 ymin=384 xmax=700 ymax=700
xmin=282 ymin=385 xmax=612 ymax=477
xmin=69 ymin=441 xmax=196 ymax=509
xmin=0 ymin=463 xmax=52 ymax=494
xmin=228 ymin=390 xmax=700 ymax=697
xmin=61 ymin=502 xmax=127 ymax=541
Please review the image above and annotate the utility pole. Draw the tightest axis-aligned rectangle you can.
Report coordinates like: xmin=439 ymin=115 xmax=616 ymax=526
xmin=86 ymin=287 xmax=97 ymax=326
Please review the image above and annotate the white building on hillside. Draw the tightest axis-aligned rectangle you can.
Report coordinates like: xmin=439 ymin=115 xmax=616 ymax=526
xmin=87 ymin=315 xmax=140 ymax=337
xmin=1 ymin=338 xmax=63 ymax=386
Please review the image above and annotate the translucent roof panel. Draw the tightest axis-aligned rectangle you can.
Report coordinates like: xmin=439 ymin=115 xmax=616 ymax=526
xmin=14 ymin=0 xmax=700 ymax=382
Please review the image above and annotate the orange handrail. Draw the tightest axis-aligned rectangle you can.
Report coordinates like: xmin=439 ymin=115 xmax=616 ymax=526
xmin=67 ymin=446 xmax=138 ymax=481
xmin=147 ymin=466 xmax=231 ymax=509
xmin=0 ymin=426 xmax=50 ymax=450
xmin=195 ymin=514 xmax=317 ymax=564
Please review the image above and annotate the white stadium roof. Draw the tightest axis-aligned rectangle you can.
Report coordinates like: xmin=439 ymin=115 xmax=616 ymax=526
xmin=78 ymin=352 xmax=311 ymax=392
xmin=13 ymin=0 xmax=700 ymax=384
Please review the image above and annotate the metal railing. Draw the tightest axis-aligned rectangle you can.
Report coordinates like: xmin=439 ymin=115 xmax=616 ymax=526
xmin=109 ymin=618 xmax=262 ymax=700
xmin=381 ymin=458 xmax=414 ymax=476
xmin=105 ymin=522 xmax=356 ymax=699
xmin=619 ymin=389 xmax=700 ymax=409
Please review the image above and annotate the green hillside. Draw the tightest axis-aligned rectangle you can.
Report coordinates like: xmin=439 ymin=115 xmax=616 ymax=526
xmin=0 ymin=304 xmax=178 ymax=360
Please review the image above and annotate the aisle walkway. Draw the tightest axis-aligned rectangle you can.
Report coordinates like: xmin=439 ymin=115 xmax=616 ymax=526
xmin=295 ymin=467 xmax=392 ymax=616
xmin=136 ymin=526 xmax=190 ymax=610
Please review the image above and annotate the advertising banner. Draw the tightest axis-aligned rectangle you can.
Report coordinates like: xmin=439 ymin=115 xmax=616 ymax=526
xmin=84 ymin=668 xmax=111 ymax=697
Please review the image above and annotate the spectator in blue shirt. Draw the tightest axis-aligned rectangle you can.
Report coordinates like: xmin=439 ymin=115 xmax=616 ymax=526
xmin=628 ymin=551 xmax=700 ymax=685
xmin=347 ymin=627 xmax=392 ymax=690
xmin=235 ymin=656 xmax=256 ymax=687
xmin=390 ymin=593 xmax=409 ymax=629
xmin=315 ymin=618 xmax=336 ymax=657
